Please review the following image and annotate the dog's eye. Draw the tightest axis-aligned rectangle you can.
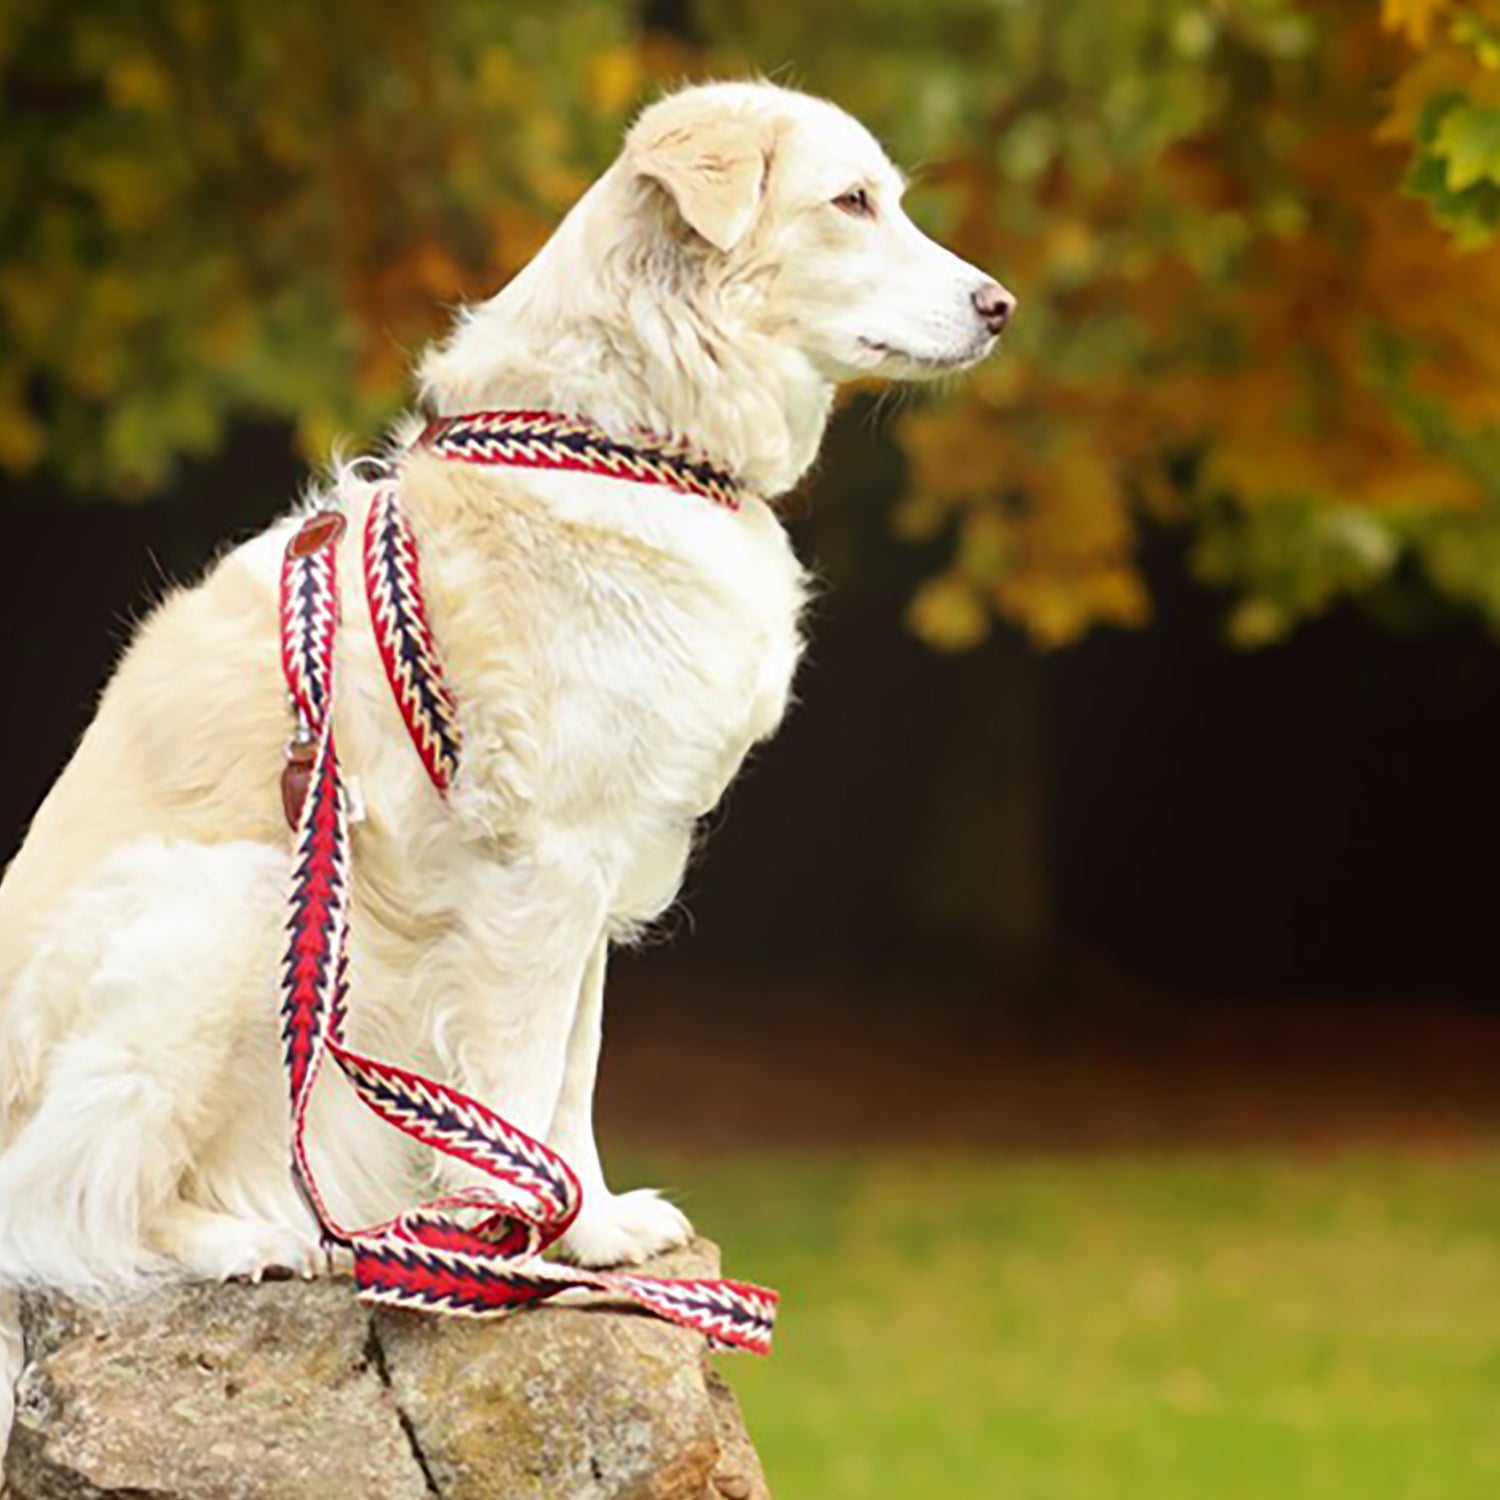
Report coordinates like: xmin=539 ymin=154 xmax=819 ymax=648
xmin=833 ymin=187 xmax=875 ymax=220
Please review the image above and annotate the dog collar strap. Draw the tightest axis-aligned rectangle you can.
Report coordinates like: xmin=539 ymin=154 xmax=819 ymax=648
xmin=275 ymin=501 xmax=777 ymax=1354
xmin=417 ymin=409 xmax=742 ymax=510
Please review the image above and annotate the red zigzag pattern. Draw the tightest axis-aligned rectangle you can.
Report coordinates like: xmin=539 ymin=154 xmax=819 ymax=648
xmin=276 ymin=487 xmax=776 ymax=1356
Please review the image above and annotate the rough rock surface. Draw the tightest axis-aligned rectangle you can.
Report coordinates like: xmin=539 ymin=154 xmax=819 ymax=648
xmin=4 ymin=1239 xmax=770 ymax=1500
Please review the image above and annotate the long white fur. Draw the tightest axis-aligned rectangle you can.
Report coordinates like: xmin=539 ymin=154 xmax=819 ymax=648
xmin=0 ymin=80 xmax=1008 ymax=1453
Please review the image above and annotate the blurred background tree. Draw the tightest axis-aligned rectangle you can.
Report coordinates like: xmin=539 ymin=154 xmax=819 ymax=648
xmin=9 ymin=0 xmax=1500 ymax=648
xmin=10 ymin=11 xmax=1500 ymax=1496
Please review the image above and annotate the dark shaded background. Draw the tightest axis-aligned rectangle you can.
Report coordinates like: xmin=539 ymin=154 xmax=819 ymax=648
xmin=7 ymin=411 xmax=1499 ymax=1021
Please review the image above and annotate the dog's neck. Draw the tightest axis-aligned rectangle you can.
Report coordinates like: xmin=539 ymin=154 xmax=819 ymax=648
xmin=417 ymin=166 xmax=834 ymax=500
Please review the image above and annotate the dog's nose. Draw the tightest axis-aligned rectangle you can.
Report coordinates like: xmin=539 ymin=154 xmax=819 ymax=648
xmin=973 ymin=282 xmax=1016 ymax=334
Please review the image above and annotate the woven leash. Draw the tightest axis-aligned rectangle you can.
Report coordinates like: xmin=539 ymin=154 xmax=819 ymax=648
xmin=274 ymin=429 xmax=773 ymax=1353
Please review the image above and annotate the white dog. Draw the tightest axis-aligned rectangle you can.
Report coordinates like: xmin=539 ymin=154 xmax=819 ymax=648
xmin=0 ymin=79 xmax=1010 ymax=1444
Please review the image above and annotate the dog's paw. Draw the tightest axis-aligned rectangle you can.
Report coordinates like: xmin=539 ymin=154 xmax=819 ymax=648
xmin=155 ymin=1209 xmax=323 ymax=1284
xmin=558 ymin=1188 xmax=693 ymax=1269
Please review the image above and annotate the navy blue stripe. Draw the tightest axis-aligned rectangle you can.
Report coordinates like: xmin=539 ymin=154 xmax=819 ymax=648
xmin=438 ymin=417 xmax=735 ymax=497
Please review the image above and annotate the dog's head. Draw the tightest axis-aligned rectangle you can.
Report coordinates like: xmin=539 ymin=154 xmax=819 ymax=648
xmin=623 ymin=82 xmax=1014 ymax=382
xmin=420 ymin=81 xmax=1012 ymax=492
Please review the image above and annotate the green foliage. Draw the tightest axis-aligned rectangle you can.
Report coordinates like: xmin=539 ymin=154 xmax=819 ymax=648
xmin=9 ymin=0 xmax=1500 ymax=646
xmin=1404 ymin=91 xmax=1500 ymax=242
xmin=0 ymin=0 xmax=645 ymax=493
xmin=1432 ymin=99 xmax=1500 ymax=191
xmin=1387 ymin=1 xmax=1500 ymax=238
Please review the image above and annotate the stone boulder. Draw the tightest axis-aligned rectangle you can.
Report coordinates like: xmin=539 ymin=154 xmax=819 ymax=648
xmin=4 ymin=1239 xmax=769 ymax=1500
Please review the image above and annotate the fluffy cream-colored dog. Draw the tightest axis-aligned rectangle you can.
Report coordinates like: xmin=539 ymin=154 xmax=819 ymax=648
xmin=0 ymin=79 xmax=1010 ymax=1439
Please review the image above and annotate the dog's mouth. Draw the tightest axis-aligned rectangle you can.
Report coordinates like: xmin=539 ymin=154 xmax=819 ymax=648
xmin=858 ymin=335 xmax=997 ymax=375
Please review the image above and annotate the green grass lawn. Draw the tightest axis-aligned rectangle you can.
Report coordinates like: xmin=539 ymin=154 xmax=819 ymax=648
xmin=622 ymin=1149 xmax=1500 ymax=1500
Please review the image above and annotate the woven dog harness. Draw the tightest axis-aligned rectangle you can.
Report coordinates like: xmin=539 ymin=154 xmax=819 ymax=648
xmin=276 ymin=410 xmax=774 ymax=1353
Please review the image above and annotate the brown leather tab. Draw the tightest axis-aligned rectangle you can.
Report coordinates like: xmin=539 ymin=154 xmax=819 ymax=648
xmin=281 ymin=740 xmax=316 ymax=829
xmin=287 ymin=510 xmax=347 ymax=559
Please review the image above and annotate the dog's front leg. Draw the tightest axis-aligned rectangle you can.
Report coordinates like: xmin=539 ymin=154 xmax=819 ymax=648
xmin=428 ymin=872 xmax=603 ymax=1200
xmin=551 ymin=936 xmax=692 ymax=1268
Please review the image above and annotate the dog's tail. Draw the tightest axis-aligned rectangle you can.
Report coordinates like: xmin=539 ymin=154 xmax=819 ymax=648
xmin=1 ymin=1285 xmax=20 ymax=1472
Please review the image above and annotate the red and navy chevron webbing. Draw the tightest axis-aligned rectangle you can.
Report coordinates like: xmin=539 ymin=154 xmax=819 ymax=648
xmin=418 ymin=410 xmax=742 ymax=510
xmin=276 ymin=498 xmax=776 ymax=1355
xmin=363 ymin=490 xmax=462 ymax=793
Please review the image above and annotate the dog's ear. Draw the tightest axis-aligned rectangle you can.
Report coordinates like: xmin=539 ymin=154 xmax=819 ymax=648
xmin=629 ymin=105 xmax=772 ymax=253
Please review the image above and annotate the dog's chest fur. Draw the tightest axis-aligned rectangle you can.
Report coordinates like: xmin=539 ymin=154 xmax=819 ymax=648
xmin=331 ymin=454 xmax=808 ymax=938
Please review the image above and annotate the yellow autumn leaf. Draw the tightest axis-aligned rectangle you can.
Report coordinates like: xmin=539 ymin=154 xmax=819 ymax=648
xmin=898 ymin=403 xmax=1016 ymax=507
xmin=584 ymin=47 xmax=644 ymax=117
xmin=907 ymin=572 xmax=991 ymax=651
xmin=0 ymin=390 xmax=43 ymax=474
xmin=90 ymin=157 xmax=169 ymax=232
xmin=891 ymin=494 xmax=946 ymax=543
xmin=477 ymin=47 xmax=518 ymax=103
xmin=1228 ymin=598 xmax=1290 ymax=647
xmin=1381 ymin=0 xmax=1450 ymax=48
xmin=105 ymin=56 xmax=170 ymax=113
xmin=994 ymin=572 xmax=1093 ymax=649
xmin=1084 ymin=565 xmax=1152 ymax=629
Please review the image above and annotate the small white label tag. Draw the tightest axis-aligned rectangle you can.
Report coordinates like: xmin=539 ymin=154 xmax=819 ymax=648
xmin=345 ymin=776 xmax=367 ymax=825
